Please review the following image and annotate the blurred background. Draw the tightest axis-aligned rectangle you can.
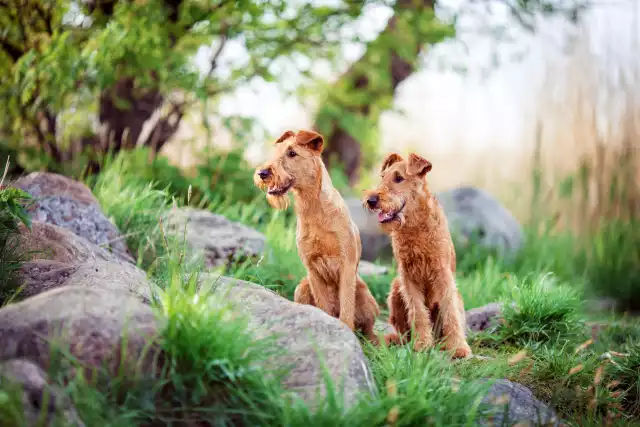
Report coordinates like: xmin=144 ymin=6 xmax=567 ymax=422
xmin=1 ymin=0 xmax=639 ymax=306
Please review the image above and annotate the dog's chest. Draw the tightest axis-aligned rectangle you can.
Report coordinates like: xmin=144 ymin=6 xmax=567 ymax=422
xmin=295 ymin=219 xmax=346 ymax=259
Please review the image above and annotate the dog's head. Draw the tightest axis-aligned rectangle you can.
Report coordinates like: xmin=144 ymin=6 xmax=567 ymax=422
xmin=362 ymin=152 xmax=432 ymax=232
xmin=253 ymin=129 xmax=325 ymax=210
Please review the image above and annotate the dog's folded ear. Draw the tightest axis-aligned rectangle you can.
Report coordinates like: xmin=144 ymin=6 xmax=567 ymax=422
xmin=380 ymin=153 xmax=403 ymax=174
xmin=275 ymin=130 xmax=296 ymax=144
xmin=295 ymin=130 xmax=324 ymax=152
xmin=407 ymin=153 xmax=432 ymax=177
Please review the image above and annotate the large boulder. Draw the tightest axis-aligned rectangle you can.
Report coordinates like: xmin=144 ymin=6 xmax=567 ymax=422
xmin=346 ymin=186 xmax=524 ymax=262
xmin=13 ymin=172 xmax=99 ymax=206
xmin=0 ymin=286 xmax=163 ymax=380
xmin=14 ymin=221 xmax=122 ymax=265
xmin=0 ymin=358 xmax=85 ymax=427
xmin=436 ymin=187 xmax=524 ymax=260
xmin=164 ymin=207 xmax=266 ymax=269
xmin=13 ymin=172 xmax=133 ymax=263
xmin=480 ymin=379 xmax=560 ymax=426
xmin=202 ymin=274 xmax=375 ymax=409
xmin=18 ymin=259 xmax=153 ymax=303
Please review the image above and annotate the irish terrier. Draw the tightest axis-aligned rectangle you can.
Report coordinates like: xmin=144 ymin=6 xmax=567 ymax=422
xmin=253 ymin=130 xmax=380 ymax=342
xmin=363 ymin=152 xmax=472 ymax=358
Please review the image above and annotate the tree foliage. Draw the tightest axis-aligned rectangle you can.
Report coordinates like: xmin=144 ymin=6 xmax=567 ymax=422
xmin=0 ymin=0 xmax=379 ymax=172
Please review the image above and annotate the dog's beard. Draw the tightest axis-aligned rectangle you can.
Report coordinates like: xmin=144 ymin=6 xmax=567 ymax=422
xmin=254 ymin=174 xmax=268 ymax=191
xmin=266 ymin=193 xmax=290 ymax=210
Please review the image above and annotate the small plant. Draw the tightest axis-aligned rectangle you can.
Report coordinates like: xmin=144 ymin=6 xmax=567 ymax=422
xmin=91 ymin=153 xmax=173 ymax=274
xmin=152 ymin=244 xmax=286 ymax=425
xmin=498 ymin=274 xmax=586 ymax=346
xmin=357 ymin=344 xmax=492 ymax=426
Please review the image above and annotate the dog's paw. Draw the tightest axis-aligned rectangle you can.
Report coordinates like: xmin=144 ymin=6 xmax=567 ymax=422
xmin=384 ymin=333 xmax=402 ymax=346
xmin=448 ymin=341 xmax=472 ymax=359
xmin=340 ymin=317 xmax=356 ymax=331
xmin=413 ymin=337 xmax=434 ymax=352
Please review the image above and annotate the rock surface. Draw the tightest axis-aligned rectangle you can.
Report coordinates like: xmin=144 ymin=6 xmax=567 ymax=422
xmin=14 ymin=172 xmax=133 ymax=263
xmin=346 ymin=186 xmax=524 ymax=262
xmin=466 ymin=302 xmax=504 ymax=332
xmin=164 ymin=207 xmax=266 ymax=268
xmin=480 ymin=379 xmax=560 ymax=426
xmin=202 ymin=274 xmax=375 ymax=408
xmin=18 ymin=259 xmax=153 ymax=303
xmin=436 ymin=187 xmax=524 ymax=259
xmin=0 ymin=286 xmax=162 ymax=380
xmin=13 ymin=172 xmax=99 ymax=206
xmin=0 ymin=358 xmax=85 ymax=427
xmin=15 ymin=221 xmax=121 ymax=266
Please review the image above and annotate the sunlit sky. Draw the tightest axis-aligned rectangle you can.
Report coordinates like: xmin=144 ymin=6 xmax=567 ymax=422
xmin=181 ymin=0 xmax=638 ymax=165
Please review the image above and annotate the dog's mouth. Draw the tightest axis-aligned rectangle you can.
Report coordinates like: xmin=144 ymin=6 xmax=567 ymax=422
xmin=376 ymin=200 xmax=406 ymax=224
xmin=267 ymin=181 xmax=293 ymax=196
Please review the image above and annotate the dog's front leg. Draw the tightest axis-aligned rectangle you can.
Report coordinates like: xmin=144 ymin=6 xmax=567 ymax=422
xmin=438 ymin=271 xmax=472 ymax=359
xmin=338 ymin=266 xmax=357 ymax=331
xmin=308 ymin=271 xmax=336 ymax=317
xmin=401 ymin=281 xmax=434 ymax=351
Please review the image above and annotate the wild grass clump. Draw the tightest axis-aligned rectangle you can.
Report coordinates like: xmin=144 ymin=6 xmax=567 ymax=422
xmin=499 ymin=274 xmax=586 ymax=346
xmin=148 ymin=240 xmax=287 ymax=425
xmin=91 ymin=153 xmax=174 ymax=274
xmin=456 ymin=258 xmax=518 ymax=310
xmin=356 ymin=344 xmax=492 ymax=426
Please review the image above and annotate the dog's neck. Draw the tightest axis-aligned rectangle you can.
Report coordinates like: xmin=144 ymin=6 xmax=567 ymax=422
xmin=292 ymin=161 xmax=340 ymax=217
xmin=395 ymin=187 xmax=438 ymax=236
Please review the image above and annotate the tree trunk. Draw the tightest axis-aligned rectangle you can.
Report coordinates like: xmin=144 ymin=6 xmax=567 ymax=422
xmin=315 ymin=0 xmax=436 ymax=184
xmin=98 ymin=77 xmax=165 ymax=151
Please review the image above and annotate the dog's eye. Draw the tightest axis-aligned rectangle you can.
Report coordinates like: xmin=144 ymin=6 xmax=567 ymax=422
xmin=288 ymin=150 xmax=297 ymax=158
xmin=394 ymin=174 xmax=404 ymax=183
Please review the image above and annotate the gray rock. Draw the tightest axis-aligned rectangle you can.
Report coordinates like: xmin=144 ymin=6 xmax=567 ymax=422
xmin=18 ymin=259 xmax=153 ymax=304
xmin=23 ymin=196 xmax=133 ymax=264
xmin=164 ymin=207 xmax=266 ymax=269
xmin=466 ymin=303 xmax=504 ymax=332
xmin=0 ymin=359 xmax=85 ymax=427
xmin=346 ymin=186 xmax=524 ymax=262
xmin=358 ymin=260 xmax=389 ymax=277
xmin=0 ymin=286 xmax=163 ymax=380
xmin=13 ymin=173 xmax=134 ymax=263
xmin=479 ymin=379 xmax=560 ymax=426
xmin=201 ymin=274 xmax=374 ymax=409
xmin=13 ymin=172 xmax=99 ymax=206
xmin=436 ymin=187 xmax=524 ymax=260
xmin=15 ymin=221 xmax=123 ymax=265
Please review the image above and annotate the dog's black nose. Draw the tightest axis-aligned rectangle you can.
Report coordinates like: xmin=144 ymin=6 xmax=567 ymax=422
xmin=367 ymin=195 xmax=379 ymax=208
xmin=257 ymin=169 xmax=270 ymax=181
